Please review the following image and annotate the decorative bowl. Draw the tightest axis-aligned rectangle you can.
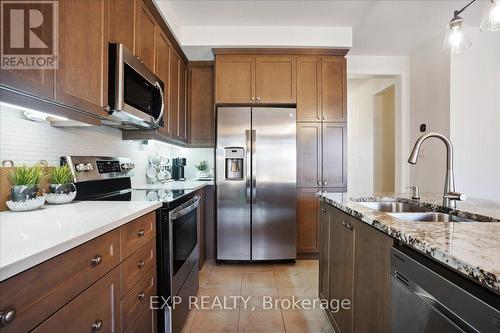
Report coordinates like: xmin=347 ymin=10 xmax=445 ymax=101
xmin=44 ymin=191 xmax=77 ymax=204
xmin=10 ymin=185 xmax=38 ymax=202
xmin=6 ymin=196 xmax=45 ymax=212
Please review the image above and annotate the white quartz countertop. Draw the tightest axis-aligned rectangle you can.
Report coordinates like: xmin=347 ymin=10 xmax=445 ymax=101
xmin=133 ymin=179 xmax=214 ymax=191
xmin=0 ymin=201 xmax=162 ymax=282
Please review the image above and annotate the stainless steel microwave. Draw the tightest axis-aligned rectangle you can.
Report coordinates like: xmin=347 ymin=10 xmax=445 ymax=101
xmin=106 ymin=43 xmax=164 ymax=129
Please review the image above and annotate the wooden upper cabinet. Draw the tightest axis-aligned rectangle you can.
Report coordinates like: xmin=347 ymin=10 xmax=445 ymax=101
xmin=297 ymin=57 xmax=321 ymax=121
xmin=55 ymin=0 xmax=108 ymax=116
xmin=215 ymin=55 xmax=254 ymax=103
xmin=322 ymin=122 xmax=347 ymax=188
xmin=109 ymin=0 xmax=136 ymax=52
xmin=322 ymin=56 xmax=346 ymax=122
xmin=255 ymin=56 xmax=296 ymax=103
xmin=169 ymin=49 xmax=181 ymax=139
xmin=135 ymin=0 xmax=156 ymax=72
xmin=178 ymin=61 xmax=187 ymax=141
xmin=188 ymin=64 xmax=215 ymax=146
xmin=297 ymin=123 xmax=322 ymax=187
xmin=297 ymin=188 xmax=320 ymax=254
xmin=155 ymin=29 xmax=171 ymax=136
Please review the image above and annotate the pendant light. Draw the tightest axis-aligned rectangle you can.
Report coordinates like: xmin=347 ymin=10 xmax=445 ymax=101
xmin=444 ymin=15 xmax=472 ymax=54
xmin=480 ymin=0 xmax=500 ymax=31
xmin=443 ymin=0 xmax=499 ymax=54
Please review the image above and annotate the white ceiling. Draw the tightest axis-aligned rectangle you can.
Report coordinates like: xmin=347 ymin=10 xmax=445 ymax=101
xmin=157 ymin=0 xmax=485 ymax=59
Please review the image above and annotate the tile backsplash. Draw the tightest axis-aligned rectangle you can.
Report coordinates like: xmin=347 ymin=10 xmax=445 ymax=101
xmin=0 ymin=104 xmax=213 ymax=186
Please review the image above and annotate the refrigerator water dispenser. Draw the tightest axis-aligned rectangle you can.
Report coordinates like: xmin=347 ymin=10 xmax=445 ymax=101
xmin=224 ymin=147 xmax=244 ymax=180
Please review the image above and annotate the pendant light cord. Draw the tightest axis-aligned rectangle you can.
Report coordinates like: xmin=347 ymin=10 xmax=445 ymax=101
xmin=455 ymin=0 xmax=478 ymax=17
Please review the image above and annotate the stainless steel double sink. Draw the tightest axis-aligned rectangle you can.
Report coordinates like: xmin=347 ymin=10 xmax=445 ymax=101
xmin=357 ymin=201 xmax=475 ymax=222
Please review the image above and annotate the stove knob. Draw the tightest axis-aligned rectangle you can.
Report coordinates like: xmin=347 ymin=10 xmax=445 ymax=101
xmin=84 ymin=163 xmax=94 ymax=171
xmin=75 ymin=163 xmax=86 ymax=172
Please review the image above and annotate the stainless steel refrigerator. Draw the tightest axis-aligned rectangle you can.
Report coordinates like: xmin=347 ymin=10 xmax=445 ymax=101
xmin=216 ymin=107 xmax=297 ymax=261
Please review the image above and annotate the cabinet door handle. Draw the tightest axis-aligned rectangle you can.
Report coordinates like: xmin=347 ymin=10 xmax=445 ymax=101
xmin=317 ymin=180 xmax=321 ymax=186
xmin=322 ymin=115 xmax=326 ymax=120
xmin=251 ymin=97 xmax=255 ymax=101
xmin=91 ymin=255 xmax=102 ymax=266
xmin=138 ymin=291 xmax=146 ymax=300
xmin=323 ymin=181 xmax=328 ymax=186
xmin=137 ymin=229 xmax=145 ymax=237
xmin=0 ymin=308 xmax=16 ymax=326
xmin=91 ymin=319 xmax=103 ymax=331
xmin=137 ymin=260 xmax=145 ymax=268
xmin=256 ymin=97 xmax=261 ymax=101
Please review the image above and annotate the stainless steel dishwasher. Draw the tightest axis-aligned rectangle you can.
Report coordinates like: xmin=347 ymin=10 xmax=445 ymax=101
xmin=391 ymin=246 xmax=500 ymax=332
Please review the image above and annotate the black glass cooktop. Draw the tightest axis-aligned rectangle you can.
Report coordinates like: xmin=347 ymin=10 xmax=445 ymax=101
xmin=130 ymin=189 xmax=194 ymax=203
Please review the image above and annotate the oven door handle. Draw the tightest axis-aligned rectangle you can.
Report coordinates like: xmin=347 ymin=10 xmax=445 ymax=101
xmin=169 ymin=196 xmax=201 ymax=220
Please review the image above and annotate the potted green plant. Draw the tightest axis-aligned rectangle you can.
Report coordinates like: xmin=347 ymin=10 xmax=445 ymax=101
xmin=194 ymin=161 xmax=211 ymax=179
xmin=9 ymin=165 xmax=44 ymax=202
xmin=45 ymin=165 xmax=76 ymax=204
xmin=6 ymin=165 xmax=46 ymax=211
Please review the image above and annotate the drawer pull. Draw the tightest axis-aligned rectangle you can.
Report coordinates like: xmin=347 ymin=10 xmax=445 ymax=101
xmin=137 ymin=229 xmax=145 ymax=237
xmin=91 ymin=255 xmax=102 ymax=266
xmin=137 ymin=260 xmax=145 ymax=268
xmin=0 ymin=308 xmax=16 ymax=326
xmin=138 ymin=291 xmax=145 ymax=300
xmin=91 ymin=319 xmax=103 ymax=331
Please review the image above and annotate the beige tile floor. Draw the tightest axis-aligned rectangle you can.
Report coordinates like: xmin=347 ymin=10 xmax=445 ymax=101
xmin=180 ymin=260 xmax=333 ymax=333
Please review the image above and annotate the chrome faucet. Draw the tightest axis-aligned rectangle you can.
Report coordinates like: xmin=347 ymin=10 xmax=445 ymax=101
xmin=408 ymin=132 xmax=466 ymax=209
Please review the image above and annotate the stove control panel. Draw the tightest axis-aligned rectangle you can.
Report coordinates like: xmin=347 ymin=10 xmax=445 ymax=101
xmin=62 ymin=156 xmax=135 ymax=182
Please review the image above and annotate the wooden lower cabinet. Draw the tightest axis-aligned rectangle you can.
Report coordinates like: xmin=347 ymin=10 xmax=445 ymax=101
xmin=319 ymin=202 xmax=331 ymax=300
xmin=297 ymin=188 xmax=321 ymax=254
xmin=0 ymin=212 xmax=158 ymax=333
xmin=32 ymin=267 xmax=121 ymax=333
xmin=319 ymin=203 xmax=392 ymax=333
xmin=328 ymin=208 xmax=354 ymax=333
xmin=353 ymin=220 xmax=393 ymax=333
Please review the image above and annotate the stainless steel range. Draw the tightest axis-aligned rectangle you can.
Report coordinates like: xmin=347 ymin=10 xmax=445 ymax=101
xmin=63 ymin=155 xmax=199 ymax=333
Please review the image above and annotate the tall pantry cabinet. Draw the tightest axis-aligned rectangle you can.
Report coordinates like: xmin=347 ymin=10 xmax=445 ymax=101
xmin=296 ymin=55 xmax=347 ymax=256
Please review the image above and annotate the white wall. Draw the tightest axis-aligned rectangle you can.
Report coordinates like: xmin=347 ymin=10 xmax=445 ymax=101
xmin=409 ymin=34 xmax=451 ymax=193
xmin=450 ymin=29 xmax=500 ymax=200
xmin=347 ymin=56 xmax=410 ymax=193
xmin=0 ymin=105 xmax=213 ymax=186
xmin=348 ymin=77 xmax=395 ymax=193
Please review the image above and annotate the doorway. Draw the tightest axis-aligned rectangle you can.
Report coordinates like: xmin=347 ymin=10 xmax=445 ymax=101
xmin=347 ymin=76 xmax=397 ymax=193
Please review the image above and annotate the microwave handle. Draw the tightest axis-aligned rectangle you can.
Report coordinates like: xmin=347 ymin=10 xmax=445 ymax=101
xmin=154 ymin=81 xmax=164 ymax=126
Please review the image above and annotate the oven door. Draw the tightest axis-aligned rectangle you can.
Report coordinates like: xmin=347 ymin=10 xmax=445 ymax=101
xmin=169 ymin=195 xmax=200 ymax=296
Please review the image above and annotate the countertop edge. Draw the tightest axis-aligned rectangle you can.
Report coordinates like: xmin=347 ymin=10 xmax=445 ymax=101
xmin=0 ymin=202 xmax=162 ymax=282
xmin=318 ymin=194 xmax=500 ymax=295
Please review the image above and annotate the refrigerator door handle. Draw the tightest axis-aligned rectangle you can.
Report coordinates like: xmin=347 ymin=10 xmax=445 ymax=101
xmin=245 ymin=130 xmax=252 ymax=204
xmin=251 ymin=130 xmax=256 ymax=204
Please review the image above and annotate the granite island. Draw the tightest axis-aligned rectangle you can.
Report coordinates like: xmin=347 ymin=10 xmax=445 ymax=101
xmin=319 ymin=192 xmax=500 ymax=293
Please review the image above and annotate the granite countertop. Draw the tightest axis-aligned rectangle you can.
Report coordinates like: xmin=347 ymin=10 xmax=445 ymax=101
xmin=319 ymin=192 xmax=500 ymax=294
xmin=0 ymin=201 xmax=162 ymax=281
